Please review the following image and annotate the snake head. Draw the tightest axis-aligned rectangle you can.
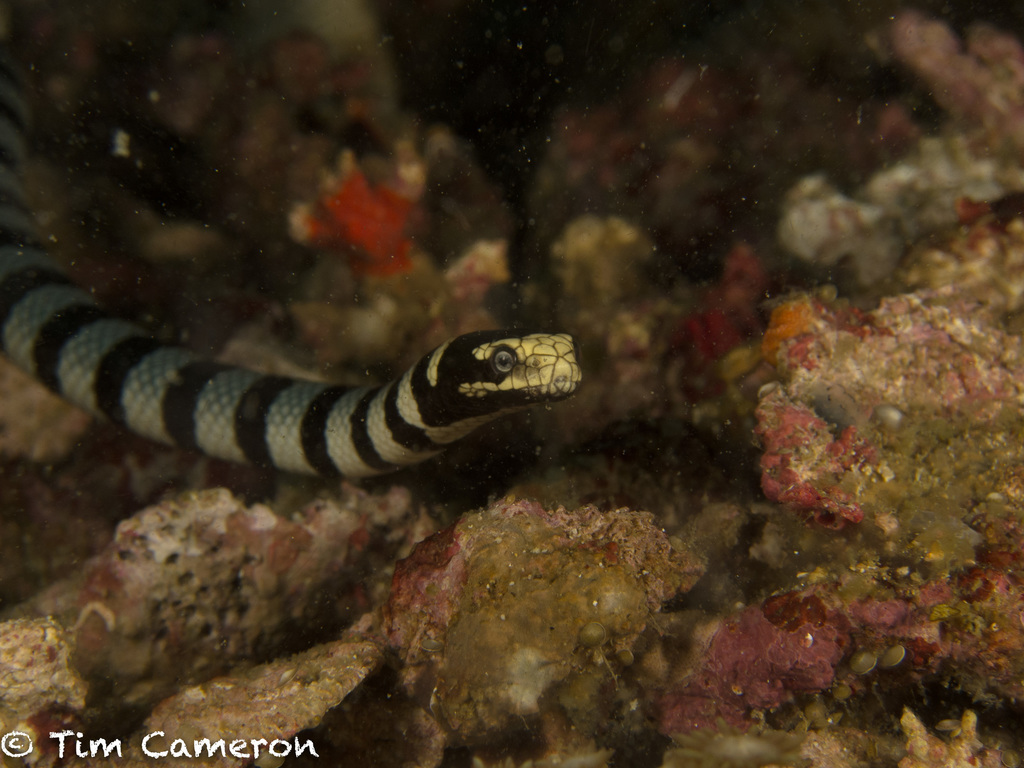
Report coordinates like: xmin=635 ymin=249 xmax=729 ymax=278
xmin=465 ymin=331 xmax=582 ymax=400
xmin=419 ymin=330 xmax=582 ymax=422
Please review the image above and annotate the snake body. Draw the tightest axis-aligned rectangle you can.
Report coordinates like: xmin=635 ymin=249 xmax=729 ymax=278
xmin=0 ymin=53 xmax=581 ymax=477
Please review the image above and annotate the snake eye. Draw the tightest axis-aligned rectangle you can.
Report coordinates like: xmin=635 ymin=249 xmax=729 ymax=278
xmin=491 ymin=347 xmax=516 ymax=374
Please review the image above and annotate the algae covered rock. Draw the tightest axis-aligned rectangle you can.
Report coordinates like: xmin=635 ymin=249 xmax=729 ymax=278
xmin=384 ymin=497 xmax=704 ymax=744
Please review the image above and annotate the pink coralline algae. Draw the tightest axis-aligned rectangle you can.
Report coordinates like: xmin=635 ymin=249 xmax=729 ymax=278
xmin=756 ymin=291 xmax=1024 ymax=531
xmin=927 ymin=558 xmax=1024 ymax=703
xmin=654 ymin=572 xmax=1020 ymax=737
xmin=657 ymin=592 xmax=850 ymax=732
xmin=756 ymin=392 xmax=874 ymax=527
xmin=652 ymin=535 xmax=1024 ymax=738
xmin=383 ymin=497 xmax=704 ymax=745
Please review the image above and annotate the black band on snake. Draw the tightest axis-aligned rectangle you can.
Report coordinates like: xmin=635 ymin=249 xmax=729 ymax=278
xmin=0 ymin=50 xmax=581 ymax=478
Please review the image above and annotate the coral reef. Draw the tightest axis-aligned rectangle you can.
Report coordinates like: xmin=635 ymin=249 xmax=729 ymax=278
xmin=384 ymin=498 xmax=704 ymax=746
xmin=800 ymin=725 xmax=905 ymax=768
xmin=526 ymin=42 xmax=900 ymax=281
xmin=8 ymin=2 xmax=1024 ymax=767
xmin=551 ymin=215 xmax=656 ymax=332
xmin=546 ymin=218 xmax=771 ymax=448
xmin=650 ymin=557 xmax=1024 ymax=758
xmin=52 ymin=485 xmax=423 ymax=714
xmin=756 ymin=290 xmax=1024 ymax=537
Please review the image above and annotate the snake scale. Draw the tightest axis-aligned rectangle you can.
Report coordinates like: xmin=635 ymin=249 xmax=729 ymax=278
xmin=0 ymin=50 xmax=581 ymax=478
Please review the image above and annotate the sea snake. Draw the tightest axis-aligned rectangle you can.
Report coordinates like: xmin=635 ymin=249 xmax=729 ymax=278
xmin=0 ymin=50 xmax=581 ymax=477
